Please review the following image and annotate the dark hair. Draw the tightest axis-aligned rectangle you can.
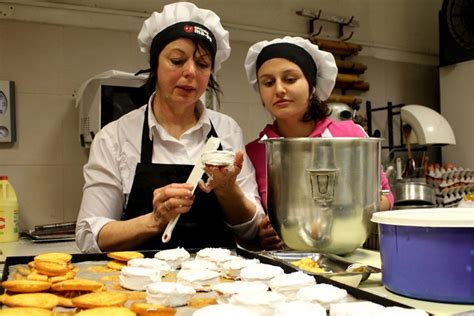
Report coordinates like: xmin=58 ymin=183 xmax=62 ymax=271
xmin=141 ymin=37 xmax=222 ymax=107
xmin=302 ymin=92 xmax=331 ymax=122
xmin=299 ymin=70 xmax=331 ymax=122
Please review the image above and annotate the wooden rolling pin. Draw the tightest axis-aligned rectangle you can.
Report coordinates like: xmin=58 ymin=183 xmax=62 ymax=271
xmin=327 ymin=93 xmax=363 ymax=106
xmin=336 ymin=73 xmax=363 ymax=83
xmin=312 ymin=38 xmax=362 ymax=56
xmin=335 ymin=81 xmax=370 ymax=91
xmin=335 ymin=59 xmax=367 ymax=73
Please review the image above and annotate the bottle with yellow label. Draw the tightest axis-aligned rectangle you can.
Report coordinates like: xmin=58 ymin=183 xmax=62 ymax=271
xmin=0 ymin=175 xmax=19 ymax=242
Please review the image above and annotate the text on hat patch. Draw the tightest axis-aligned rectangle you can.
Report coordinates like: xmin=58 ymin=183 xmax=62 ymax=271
xmin=184 ymin=25 xmax=213 ymax=43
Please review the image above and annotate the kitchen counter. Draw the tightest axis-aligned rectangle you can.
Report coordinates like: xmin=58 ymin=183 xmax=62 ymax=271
xmin=0 ymin=239 xmax=472 ymax=315
xmin=0 ymin=237 xmax=81 ymax=274
xmin=346 ymin=248 xmax=474 ymax=316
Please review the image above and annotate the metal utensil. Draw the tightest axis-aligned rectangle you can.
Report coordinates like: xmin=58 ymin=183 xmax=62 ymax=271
xmin=403 ymin=125 xmax=416 ymax=178
xmin=161 ymin=136 xmax=220 ymax=243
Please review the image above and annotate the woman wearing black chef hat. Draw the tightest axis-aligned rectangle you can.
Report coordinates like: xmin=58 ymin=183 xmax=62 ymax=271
xmin=76 ymin=2 xmax=264 ymax=253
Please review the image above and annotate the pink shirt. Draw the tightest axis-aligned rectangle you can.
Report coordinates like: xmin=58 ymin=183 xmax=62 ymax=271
xmin=245 ymin=118 xmax=394 ymax=210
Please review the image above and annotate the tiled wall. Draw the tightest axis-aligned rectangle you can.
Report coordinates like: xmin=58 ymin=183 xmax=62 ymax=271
xmin=0 ymin=20 xmax=439 ymax=230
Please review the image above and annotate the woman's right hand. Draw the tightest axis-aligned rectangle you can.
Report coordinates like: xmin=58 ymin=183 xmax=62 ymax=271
xmin=152 ymin=183 xmax=195 ymax=231
xmin=258 ymin=215 xmax=285 ymax=250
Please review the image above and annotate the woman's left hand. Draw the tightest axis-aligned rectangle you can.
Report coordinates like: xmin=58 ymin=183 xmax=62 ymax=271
xmin=198 ymin=151 xmax=244 ymax=194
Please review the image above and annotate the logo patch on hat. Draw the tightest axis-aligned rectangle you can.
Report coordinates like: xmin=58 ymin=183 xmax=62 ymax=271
xmin=184 ymin=25 xmax=194 ymax=33
xmin=183 ymin=24 xmax=213 ymax=44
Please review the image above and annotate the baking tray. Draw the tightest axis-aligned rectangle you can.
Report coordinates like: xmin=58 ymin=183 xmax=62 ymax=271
xmin=1 ymin=248 xmax=412 ymax=311
xmin=236 ymin=247 xmax=412 ymax=309
xmin=259 ymin=250 xmax=381 ymax=282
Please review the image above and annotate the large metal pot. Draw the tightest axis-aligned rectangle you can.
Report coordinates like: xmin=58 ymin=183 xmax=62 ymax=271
xmin=392 ymin=181 xmax=436 ymax=208
xmin=263 ymin=137 xmax=382 ymax=255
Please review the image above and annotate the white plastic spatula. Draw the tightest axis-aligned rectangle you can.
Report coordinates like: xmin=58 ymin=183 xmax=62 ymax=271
xmin=161 ymin=136 xmax=221 ymax=243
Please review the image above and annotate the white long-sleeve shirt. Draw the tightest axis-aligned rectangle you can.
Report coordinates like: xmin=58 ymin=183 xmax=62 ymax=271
xmin=76 ymin=99 xmax=264 ymax=253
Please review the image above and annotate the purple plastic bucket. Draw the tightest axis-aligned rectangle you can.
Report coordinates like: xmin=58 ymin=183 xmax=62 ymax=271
xmin=372 ymin=208 xmax=474 ymax=304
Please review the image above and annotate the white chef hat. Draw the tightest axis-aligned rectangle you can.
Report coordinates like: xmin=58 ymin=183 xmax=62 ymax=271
xmin=244 ymin=36 xmax=337 ymax=101
xmin=137 ymin=2 xmax=230 ymax=74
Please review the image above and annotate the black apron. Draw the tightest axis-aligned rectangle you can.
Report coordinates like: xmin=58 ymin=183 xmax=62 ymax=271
xmin=122 ymin=107 xmax=236 ymax=250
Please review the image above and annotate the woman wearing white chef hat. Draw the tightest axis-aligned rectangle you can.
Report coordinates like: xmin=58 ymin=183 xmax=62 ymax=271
xmin=244 ymin=36 xmax=394 ymax=249
xmin=76 ymin=2 xmax=264 ymax=253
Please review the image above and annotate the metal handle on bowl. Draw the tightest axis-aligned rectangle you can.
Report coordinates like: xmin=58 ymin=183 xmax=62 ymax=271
xmin=307 ymin=168 xmax=338 ymax=202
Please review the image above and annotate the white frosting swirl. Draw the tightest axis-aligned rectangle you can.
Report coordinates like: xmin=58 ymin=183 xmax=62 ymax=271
xmin=201 ymin=150 xmax=235 ymax=166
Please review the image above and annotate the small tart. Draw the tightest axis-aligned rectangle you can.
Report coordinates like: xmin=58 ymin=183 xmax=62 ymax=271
xmin=34 ymin=253 xmax=72 ymax=263
xmin=72 ymin=291 xmax=128 ymax=309
xmin=131 ymin=302 xmax=177 ymax=315
xmin=34 ymin=260 xmax=70 ymax=277
xmin=51 ymin=278 xmax=105 ymax=292
xmin=107 ymin=260 xmax=126 ymax=271
xmin=188 ymin=297 xmax=217 ymax=309
xmin=107 ymin=251 xmax=144 ymax=262
xmin=26 ymin=271 xmax=49 ymax=282
xmin=4 ymin=293 xmax=59 ymax=309
xmin=1 ymin=280 xmax=51 ymax=293
xmin=75 ymin=306 xmax=136 ymax=316
xmin=0 ymin=307 xmax=54 ymax=315
xmin=15 ymin=266 xmax=31 ymax=277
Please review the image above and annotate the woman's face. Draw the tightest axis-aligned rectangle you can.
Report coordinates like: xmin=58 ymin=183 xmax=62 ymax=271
xmin=156 ymin=38 xmax=212 ymax=108
xmin=257 ymin=58 xmax=311 ymax=120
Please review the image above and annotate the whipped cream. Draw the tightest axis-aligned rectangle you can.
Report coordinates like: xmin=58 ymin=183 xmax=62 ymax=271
xmin=193 ymin=304 xmax=259 ymax=316
xmin=297 ymin=283 xmax=348 ymax=304
xmin=119 ymin=266 xmax=162 ymax=291
xmin=127 ymin=258 xmax=171 ymax=274
xmin=240 ymin=263 xmax=284 ymax=284
xmin=213 ymin=281 xmax=268 ymax=304
xmin=269 ymin=271 xmax=316 ymax=299
xmin=196 ymin=247 xmax=231 ymax=259
xmin=230 ymin=291 xmax=286 ymax=316
xmin=275 ymin=301 xmax=326 ymax=316
xmin=222 ymin=258 xmax=260 ymax=279
xmin=154 ymin=247 xmax=190 ymax=269
xmin=177 ymin=269 xmax=221 ymax=292
xmin=201 ymin=150 xmax=235 ymax=166
xmin=146 ymin=281 xmax=195 ymax=307
xmin=181 ymin=259 xmax=218 ymax=271
xmin=330 ymin=301 xmax=385 ymax=316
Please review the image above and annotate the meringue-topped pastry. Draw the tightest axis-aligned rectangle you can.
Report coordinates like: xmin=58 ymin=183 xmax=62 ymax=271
xmin=230 ymin=291 xmax=286 ymax=316
xmin=176 ymin=269 xmax=221 ymax=292
xmin=269 ymin=271 xmax=316 ymax=299
xmin=181 ymin=259 xmax=218 ymax=271
xmin=193 ymin=304 xmax=259 ymax=316
xmin=330 ymin=301 xmax=385 ymax=316
xmin=240 ymin=263 xmax=284 ymax=284
xmin=146 ymin=281 xmax=195 ymax=307
xmin=297 ymin=283 xmax=348 ymax=305
xmin=119 ymin=266 xmax=162 ymax=291
xmin=196 ymin=247 xmax=231 ymax=260
xmin=196 ymin=248 xmax=238 ymax=268
xmin=127 ymin=258 xmax=171 ymax=274
xmin=201 ymin=150 xmax=235 ymax=166
xmin=213 ymin=281 xmax=268 ymax=304
xmin=275 ymin=301 xmax=326 ymax=316
xmin=154 ymin=247 xmax=190 ymax=269
xmin=222 ymin=258 xmax=260 ymax=279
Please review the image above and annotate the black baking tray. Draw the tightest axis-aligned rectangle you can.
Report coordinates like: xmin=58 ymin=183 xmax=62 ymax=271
xmin=236 ymin=247 xmax=414 ymax=309
xmin=2 ymin=247 xmax=412 ymax=310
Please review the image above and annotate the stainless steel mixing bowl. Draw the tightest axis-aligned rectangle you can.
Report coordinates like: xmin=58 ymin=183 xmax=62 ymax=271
xmin=263 ymin=137 xmax=382 ymax=255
